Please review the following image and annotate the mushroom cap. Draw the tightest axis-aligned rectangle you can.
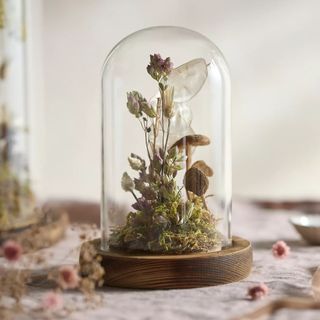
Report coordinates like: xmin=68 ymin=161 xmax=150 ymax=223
xmin=192 ymin=160 xmax=214 ymax=177
xmin=170 ymin=134 xmax=210 ymax=150
xmin=183 ymin=167 xmax=209 ymax=196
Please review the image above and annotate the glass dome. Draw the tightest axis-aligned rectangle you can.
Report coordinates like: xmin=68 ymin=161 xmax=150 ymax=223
xmin=101 ymin=26 xmax=231 ymax=255
xmin=0 ymin=0 xmax=35 ymax=231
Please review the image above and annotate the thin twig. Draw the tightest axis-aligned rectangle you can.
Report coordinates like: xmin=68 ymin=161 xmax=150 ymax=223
xmin=164 ymin=118 xmax=171 ymax=155
xmin=231 ymin=297 xmax=320 ymax=320
xmin=130 ymin=190 xmax=144 ymax=211
xmin=138 ymin=118 xmax=151 ymax=161
xmin=153 ymin=98 xmax=161 ymax=156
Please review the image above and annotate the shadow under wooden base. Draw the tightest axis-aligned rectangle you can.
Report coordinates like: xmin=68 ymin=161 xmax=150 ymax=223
xmin=80 ymin=236 xmax=252 ymax=289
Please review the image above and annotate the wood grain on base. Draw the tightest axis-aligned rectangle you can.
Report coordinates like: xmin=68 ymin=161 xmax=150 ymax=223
xmin=80 ymin=236 xmax=252 ymax=289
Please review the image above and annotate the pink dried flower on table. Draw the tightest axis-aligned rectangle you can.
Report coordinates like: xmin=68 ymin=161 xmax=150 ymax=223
xmin=247 ymin=283 xmax=269 ymax=300
xmin=2 ymin=240 xmax=22 ymax=262
xmin=272 ymin=240 xmax=290 ymax=259
xmin=42 ymin=291 xmax=63 ymax=311
xmin=58 ymin=265 xmax=80 ymax=289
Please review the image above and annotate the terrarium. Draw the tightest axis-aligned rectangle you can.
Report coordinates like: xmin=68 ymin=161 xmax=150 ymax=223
xmin=95 ymin=27 xmax=251 ymax=288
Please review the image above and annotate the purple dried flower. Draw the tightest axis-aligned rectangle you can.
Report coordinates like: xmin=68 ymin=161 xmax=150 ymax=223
xmin=147 ymin=54 xmax=173 ymax=81
xmin=132 ymin=197 xmax=153 ymax=213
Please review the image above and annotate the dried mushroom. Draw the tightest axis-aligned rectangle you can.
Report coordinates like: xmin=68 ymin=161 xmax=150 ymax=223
xmin=170 ymin=134 xmax=210 ymax=171
xmin=184 ymin=167 xmax=209 ymax=196
xmin=170 ymin=134 xmax=210 ymax=151
xmin=192 ymin=160 xmax=213 ymax=177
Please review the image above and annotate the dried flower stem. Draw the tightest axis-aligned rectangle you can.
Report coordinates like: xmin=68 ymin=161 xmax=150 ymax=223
xmin=164 ymin=119 xmax=171 ymax=158
xmin=159 ymin=87 xmax=171 ymax=179
xmin=153 ymin=98 xmax=162 ymax=157
xmin=161 ymin=118 xmax=171 ymax=181
xmin=138 ymin=118 xmax=151 ymax=161
xmin=130 ymin=190 xmax=142 ymax=208
xmin=186 ymin=144 xmax=192 ymax=200
xmin=160 ymin=89 xmax=165 ymax=154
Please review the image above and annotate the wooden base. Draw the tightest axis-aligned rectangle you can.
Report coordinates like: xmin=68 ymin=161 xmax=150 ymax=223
xmin=0 ymin=209 xmax=69 ymax=253
xmin=80 ymin=236 xmax=252 ymax=289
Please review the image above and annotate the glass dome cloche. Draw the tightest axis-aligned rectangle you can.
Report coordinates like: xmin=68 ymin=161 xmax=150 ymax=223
xmin=101 ymin=26 xmax=232 ymax=256
xmin=94 ymin=26 xmax=252 ymax=289
xmin=0 ymin=0 xmax=35 ymax=231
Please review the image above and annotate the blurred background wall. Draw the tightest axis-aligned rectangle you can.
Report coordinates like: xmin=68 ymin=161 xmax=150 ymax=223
xmin=31 ymin=0 xmax=320 ymax=201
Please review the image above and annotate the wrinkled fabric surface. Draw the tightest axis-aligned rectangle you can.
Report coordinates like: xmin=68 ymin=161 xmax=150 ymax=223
xmin=8 ymin=201 xmax=320 ymax=319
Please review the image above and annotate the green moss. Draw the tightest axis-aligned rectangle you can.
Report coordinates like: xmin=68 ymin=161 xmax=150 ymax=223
xmin=109 ymin=195 xmax=220 ymax=254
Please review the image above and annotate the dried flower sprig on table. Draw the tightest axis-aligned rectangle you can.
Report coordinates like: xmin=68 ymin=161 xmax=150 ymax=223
xmin=109 ymin=54 xmax=220 ymax=254
xmin=0 ymin=224 xmax=104 ymax=319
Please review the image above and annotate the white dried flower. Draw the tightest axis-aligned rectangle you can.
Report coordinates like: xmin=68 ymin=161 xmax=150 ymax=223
xmin=121 ymin=172 xmax=134 ymax=192
xmin=128 ymin=154 xmax=145 ymax=171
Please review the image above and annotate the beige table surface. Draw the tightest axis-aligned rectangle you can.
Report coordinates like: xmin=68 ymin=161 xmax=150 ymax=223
xmin=3 ymin=201 xmax=320 ymax=320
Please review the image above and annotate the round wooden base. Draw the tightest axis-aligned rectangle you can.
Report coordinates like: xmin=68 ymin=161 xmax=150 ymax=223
xmin=0 ymin=209 xmax=69 ymax=253
xmin=80 ymin=236 xmax=252 ymax=289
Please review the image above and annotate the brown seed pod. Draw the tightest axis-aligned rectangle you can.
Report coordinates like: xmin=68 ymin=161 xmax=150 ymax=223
xmin=183 ymin=167 xmax=209 ymax=196
xmin=192 ymin=160 xmax=214 ymax=177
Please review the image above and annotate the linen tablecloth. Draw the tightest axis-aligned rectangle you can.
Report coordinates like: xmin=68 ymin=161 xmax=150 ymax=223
xmin=5 ymin=201 xmax=320 ymax=320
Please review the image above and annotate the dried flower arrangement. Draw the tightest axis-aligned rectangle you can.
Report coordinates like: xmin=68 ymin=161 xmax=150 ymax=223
xmin=109 ymin=54 xmax=221 ymax=254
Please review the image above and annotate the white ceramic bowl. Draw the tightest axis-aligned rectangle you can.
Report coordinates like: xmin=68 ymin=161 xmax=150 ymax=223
xmin=290 ymin=215 xmax=320 ymax=245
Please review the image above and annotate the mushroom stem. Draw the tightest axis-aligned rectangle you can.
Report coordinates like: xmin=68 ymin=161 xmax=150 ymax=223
xmin=186 ymin=143 xmax=192 ymax=170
